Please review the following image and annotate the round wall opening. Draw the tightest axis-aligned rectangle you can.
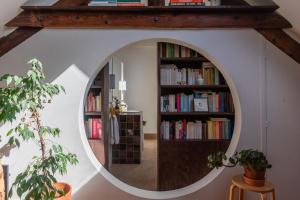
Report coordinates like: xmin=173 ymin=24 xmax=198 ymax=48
xmin=79 ymin=38 xmax=242 ymax=199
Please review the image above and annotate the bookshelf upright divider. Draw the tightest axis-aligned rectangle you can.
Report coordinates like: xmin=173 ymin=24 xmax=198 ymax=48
xmin=157 ymin=42 xmax=235 ymax=191
xmin=84 ymin=66 xmax=109 ymax=169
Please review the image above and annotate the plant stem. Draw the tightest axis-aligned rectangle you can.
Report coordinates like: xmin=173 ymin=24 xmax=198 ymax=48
xmin=33 ymin=111 xmax=46 ymax=161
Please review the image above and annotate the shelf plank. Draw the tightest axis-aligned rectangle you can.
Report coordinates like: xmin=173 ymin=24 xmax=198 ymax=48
xmin=161 ymin=112 xmax=234 ymax=116
xmin=90 ymin=85 xmax=102 ymax=89
xmin=88 ymin=138 xmax=102 ymax=141
xmin=19 ymin=5 xmax=279 ymax=13
xmin=160 ymin=85 xmax=229 ymax=89
xmin=6 ymin=6 xmax=290 ymax=29
xmin=160 ymin=139 xmax=231 ymax=143
xmin=84 ymin=112 xmax=102 ymax=116
xmin=160 ymin=57 xmax=208 ymax=62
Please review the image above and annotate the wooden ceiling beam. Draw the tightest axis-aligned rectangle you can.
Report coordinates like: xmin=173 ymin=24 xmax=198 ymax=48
xmin=0 ymin=0 xmax=91 ymax=58
xmin=6 ymin=6 xmax=291 ymax=29
xmin=257 ymin=29 xmax=300 ymax=64
xmin=0 ymin=27 xmax=42 ymax=57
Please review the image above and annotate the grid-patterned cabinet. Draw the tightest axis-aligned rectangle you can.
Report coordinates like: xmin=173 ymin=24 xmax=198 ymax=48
xmin=112 ymin=112 xmax=143 ymax=164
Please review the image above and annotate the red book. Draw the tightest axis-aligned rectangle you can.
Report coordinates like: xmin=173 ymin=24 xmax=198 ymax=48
xmin=92 ymin=119 xmax=97 ymax=139
xmin=97 ymin=119 xmax=102 ymax=139
xmin=171 ymin=0 xmax=203 ymax=2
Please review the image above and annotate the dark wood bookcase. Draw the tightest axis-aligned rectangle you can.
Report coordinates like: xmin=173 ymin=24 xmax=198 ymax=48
xmin=84 ymin=65 xmax=110 ymax=169
xmin=157 ymin=42 xmax=235 ymax=191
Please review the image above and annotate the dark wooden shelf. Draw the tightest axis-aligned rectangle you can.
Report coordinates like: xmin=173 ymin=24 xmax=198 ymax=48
xmin=160 ymin=139 xmax=230 ymax=143
xmin=160 ymin=57 xmax=208 ymax=63
xmin=160 ymin=85 xmax=229 ymax=89
xmin=88 ymin=138 xmax=102 ymax=141
xmin=20 ymin=5 xmax=279 ymax=13
xmin=160 ymin=112 xmax=234 ymax=117
xmin=84 ymin=112 xmax=102 ymax=116
xmin=90 ymin=85 xmax=101 ymax=89
xmin=7 ymin=4 xmax=290 ymax=30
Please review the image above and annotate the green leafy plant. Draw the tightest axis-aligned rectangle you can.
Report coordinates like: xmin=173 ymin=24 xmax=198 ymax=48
xmin=0 ymin=59 xmax=78 ymax=200
xmin=208 ymin=149 xmax=272 ymax=171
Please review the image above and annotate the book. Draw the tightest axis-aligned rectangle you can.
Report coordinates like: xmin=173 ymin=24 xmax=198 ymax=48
xmin=160 ymin=91 xmax=234 ymax=113
xmin=85 ymin=91 xmax=102 ymax=112
xmin=89 ymin=0 xmax=117 ymax=6
xmin=85 ymin=118 xmax=102 ymax=139
xmin=160 ymin=43 xmax=200 ymax=58
xmin=117 ymin=2 xmax=145 ymax=6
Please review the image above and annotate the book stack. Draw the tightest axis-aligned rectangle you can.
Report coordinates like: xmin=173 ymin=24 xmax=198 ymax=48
xmin=85 ymin=118 xmax=102 ymax=139
xmin=160 ymin=63 xmax=225 ymax=86
xmin=160 ymin=43 xmax=200 ymax=58
xmin=202 ymin=62 xmax=226 ymax=85
xmin=89 ymin=0 xmax=145 ymax=6
xmin=169 ymin=0 xmax=204 ymax=6
xmin=160 ymin=118 xmax=232 ymax=141
xmin=194 ymin=91 xmax=234 ymax=112
xmin=117 ymin=0 xmax=145 ymax=6
xmin=161 ymin=91 xmax=234 ymax=113
xmin=204 ymin=118 xmax=232 ymax=140
xmin=161 ymin=93 xmax=193 ymax=112
xmin=85 ymin=91 xmax=102 ymax=112
xmin=89 ymin=0 xmax=117 ymax=6
xmin=161 ymin=120 xmax=203 ymax=140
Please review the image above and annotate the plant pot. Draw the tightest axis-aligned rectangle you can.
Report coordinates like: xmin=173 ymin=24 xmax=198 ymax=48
xmin=54 ymin=182 xmax=72 ymax=200
xmin=243 ymin=166 xmax=266 ymax=187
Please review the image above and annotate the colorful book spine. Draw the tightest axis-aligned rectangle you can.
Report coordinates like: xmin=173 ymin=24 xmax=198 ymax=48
xmin=161 ymin=119 xmax=234 ymax=140
xmin=160 ymin=43 xmax=200 ymax=58
xmin=85 ymin=91 xmax=102 ymax=112
xmin=85 ymin=118 xmax=102 ymax=139
xmin=160 ymin=91 xmax=234 ymax=113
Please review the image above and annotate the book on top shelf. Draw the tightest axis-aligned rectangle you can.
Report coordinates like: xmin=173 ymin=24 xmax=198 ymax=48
xmin=169 ymin=0 xmax=205 ymax=6
xmin=88 ymin=0 xmax=117 ymax=6
xmin=89 ymin=0 xmax=145 ymax=6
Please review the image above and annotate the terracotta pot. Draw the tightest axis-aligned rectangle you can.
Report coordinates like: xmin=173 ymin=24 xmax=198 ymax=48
xmin=53 ymin=182 xmax=72 ymax=200
xmin=243 ymin=165 xmax=266 ymax=187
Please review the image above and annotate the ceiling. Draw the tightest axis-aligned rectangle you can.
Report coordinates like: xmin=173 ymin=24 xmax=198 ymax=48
xmin=0 ymin=0 xmax=300 ymax=39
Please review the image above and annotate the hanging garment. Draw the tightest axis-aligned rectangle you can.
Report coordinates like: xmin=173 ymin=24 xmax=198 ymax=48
xmin=110 ymin=115 xmax=120 ymax=144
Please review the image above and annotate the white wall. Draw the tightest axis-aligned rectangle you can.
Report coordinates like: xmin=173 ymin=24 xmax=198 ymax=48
xmin=0 ymin=29 xmax=299 ymax=200
xmin=111 ymin=43 xmax=157 ymax=134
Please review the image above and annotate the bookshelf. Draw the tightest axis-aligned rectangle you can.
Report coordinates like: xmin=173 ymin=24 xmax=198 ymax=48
xmin=157 ymin=42 xmax=235 ymax=191
xmin=84 ymin=66 xmax=109 ymax=169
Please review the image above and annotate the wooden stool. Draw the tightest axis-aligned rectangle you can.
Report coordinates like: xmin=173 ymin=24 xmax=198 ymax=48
xmin=229 ymin=175 xmax=275 ymax=200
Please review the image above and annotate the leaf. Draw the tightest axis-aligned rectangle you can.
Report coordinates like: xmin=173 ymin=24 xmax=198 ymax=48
xmin=17 ymin=187 xmax=23 ymax=197
xmin=6 ymin=128 xmax=14 ymax=136
xmin=14 ymin=75 xmax=22 ymax=86
xmin=15 ymin=138 xmax=20 ymax=148
xmin=6 ymin=76 xmax=13 ymax=85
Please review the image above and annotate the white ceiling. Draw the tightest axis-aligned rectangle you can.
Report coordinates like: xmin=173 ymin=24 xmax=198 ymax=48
xmin=0 ymin=0 xmax=299 ymax=38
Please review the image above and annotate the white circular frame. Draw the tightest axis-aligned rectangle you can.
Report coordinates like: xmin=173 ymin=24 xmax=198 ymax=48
xmin=78 ymin=38 xmax=242 ymax=199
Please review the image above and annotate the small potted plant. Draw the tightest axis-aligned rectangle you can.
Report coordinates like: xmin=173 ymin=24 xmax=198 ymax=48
xmin=208 ymin=149 xmax=272 ymax=187
xmin=0 ymin=59 xmax=78 ymax=199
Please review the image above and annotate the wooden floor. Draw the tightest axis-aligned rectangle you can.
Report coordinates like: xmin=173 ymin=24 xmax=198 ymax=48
xmin=110 ymin=138 xmax=157 ymax=191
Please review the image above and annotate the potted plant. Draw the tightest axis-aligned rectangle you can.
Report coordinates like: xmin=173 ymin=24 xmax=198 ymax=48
xmin=208 ymin=149 xmax=272 ymax=187
xmin=0 ymin=59 xmax=78 ymax=199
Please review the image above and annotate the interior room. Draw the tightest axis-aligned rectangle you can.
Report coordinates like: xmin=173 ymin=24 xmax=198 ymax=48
xmin=0 ymin=0 xmax=300 ymax=200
